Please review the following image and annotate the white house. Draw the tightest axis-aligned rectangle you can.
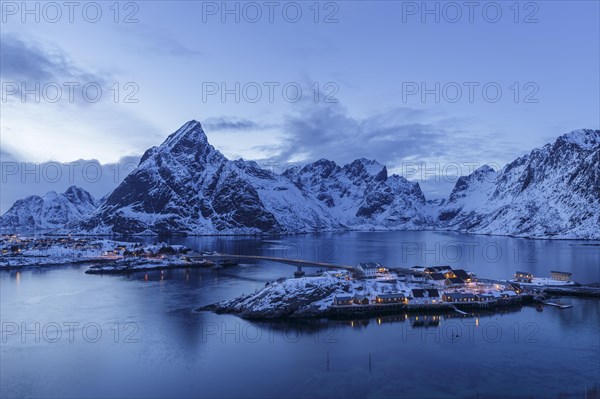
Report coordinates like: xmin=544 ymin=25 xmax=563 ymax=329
xmin=357 ymin=262 xmax=379 ymax=278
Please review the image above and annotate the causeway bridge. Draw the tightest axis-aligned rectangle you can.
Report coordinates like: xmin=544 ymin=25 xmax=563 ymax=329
xmin=187 ymin=253 xmax=357 ymax=274
xmin=187 ymin=254 xmax=418 ymax=276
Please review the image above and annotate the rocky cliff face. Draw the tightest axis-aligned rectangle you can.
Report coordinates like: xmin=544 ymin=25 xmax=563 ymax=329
xmin=283 ymin=158 xmax=428 ymax=229
xmin=72 ymin=121 xmax=342 ymax=235
xmin=71 ymin=121 xmax=428 ymax=235
xmin=0 ymin=186 xmax=99 ymax=230
xmin=437 ymin=130 xmax=600 ymax=239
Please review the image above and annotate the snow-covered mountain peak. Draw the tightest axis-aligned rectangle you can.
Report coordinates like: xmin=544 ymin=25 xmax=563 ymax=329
xmin=43 ymin=191 xmax=60 ymax=200
xmin=299 ymin=159 xmax=341 ymax=179
xmin=163 ymin=120 xmax=206 ymax=145
xmin=64 ymin=185 xmax=100 ymax=209
xmin=454 ymin=165 xmax=497 ymax=188
xmin=438 ymin=129 xmax=600 ymax=238
xmin=162 ymin=120 xmax=214 ymax=154
xmin=6 ymin=120 xmax=592 ymax=239
xmin=447 ymin=165 xmax=496 ymax=204
xmin=473 ymin=164 xmax=496 ymax=175
xmin=343 ymin=158 xmax=387 ymax=182
xmin=139 ymin=120 xmax=224 ymax=168
xmin=0 ymin=186 xmax=99 ymax=230
xmin=555 ymin=129 xmax=600 ymax=150
xmin=69 ymin=121 xmax=430 ymax=234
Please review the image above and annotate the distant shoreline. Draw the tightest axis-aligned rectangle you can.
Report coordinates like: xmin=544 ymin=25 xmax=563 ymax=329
xmin=3 ymin=229 xmax=600 ymax=242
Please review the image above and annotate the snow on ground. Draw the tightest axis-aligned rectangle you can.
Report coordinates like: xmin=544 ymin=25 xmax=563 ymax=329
xmin=0 ymin=235 xmax=189 ymax=268
xmin=511 ymin=277 xmax=575 ymax=286
xmin=207 ymin=270 xmax=520 ymax=319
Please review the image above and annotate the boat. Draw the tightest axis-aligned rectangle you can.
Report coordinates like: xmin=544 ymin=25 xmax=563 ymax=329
xmin=452 ymin=306 xmax=468 ymax=315
xmin=543 ymin=301 xmax=573 ymax=309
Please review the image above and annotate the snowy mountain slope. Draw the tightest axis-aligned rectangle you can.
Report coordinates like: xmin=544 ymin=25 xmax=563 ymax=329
xmin=283 ymin=158 xmax=428 ymax=229
xmin=4 ymin=121 xmax=597 ymax=239
xmin=438 ymin=130 xmax=600 ymax=239
xmin=0 ymin=186 xmax=99 ymax=230
xmin=72 ymin=121 xmax=342 ymax=235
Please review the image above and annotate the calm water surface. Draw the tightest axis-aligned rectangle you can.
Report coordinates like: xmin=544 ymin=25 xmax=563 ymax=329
xmin=1 ymin=232 xmax=599 ymax=398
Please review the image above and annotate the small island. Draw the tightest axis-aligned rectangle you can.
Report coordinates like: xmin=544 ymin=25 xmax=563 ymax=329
xmin=200 ymin=263 xmax=600 ymax=319
xmin=200 ymin=264 xmax=527 ymax=319
xmin=0 ymin=234 xmax=213 ymax=273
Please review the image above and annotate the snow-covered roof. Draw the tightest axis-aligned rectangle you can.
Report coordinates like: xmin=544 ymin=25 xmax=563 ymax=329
xmin=359 ymin=262 xmax=381 ymax=269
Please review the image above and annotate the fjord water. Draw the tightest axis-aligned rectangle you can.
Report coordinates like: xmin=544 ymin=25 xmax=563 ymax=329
xmin=1 ymin=231 xmax=599 ymax=398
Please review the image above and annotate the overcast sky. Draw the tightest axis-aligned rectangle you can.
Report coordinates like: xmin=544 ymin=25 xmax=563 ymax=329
xmin=1 ymin=0 xmax=599 ymax=211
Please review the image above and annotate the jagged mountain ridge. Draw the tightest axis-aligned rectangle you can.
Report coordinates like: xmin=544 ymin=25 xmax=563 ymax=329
xmin=437 ymin=129 xmax=600 ymax=239
xmin=0 ymin=186 xmax=99 ymax=230
xmin=283 ymin=158 xmax=428 ymax=229
xmin=71 ymin=121 xmax=343 ymax=235
xmin=70 ymin=121 xmax=427 ymax=235
xmin=2 ymin=121 xmax=598 ymax=239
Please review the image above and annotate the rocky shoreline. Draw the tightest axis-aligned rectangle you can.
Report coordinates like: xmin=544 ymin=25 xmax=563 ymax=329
xmin=198 ymin=300 xmax=530 ymax=320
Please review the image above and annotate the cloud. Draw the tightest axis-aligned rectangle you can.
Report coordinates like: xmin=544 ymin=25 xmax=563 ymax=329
xmin=203 ymin=117 xmax=275 ymax=132
xmin=0 ymin=156 xmax=141 ymax=214
xmin=247 ymin=98 xmax=520 ymax=201
xmin=0 ymin=35 xmax=103 ymax=83
xmin=257 ymin=100 xmax=457 ymax=168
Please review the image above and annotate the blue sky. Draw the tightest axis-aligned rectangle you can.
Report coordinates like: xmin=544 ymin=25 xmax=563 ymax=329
xmin=1 ymin=0 xmax=599 ymax=210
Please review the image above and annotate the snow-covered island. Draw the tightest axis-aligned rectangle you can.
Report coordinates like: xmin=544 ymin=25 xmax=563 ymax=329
xmin=0 ymin=235 xmax=205 ymax=273
xmin=200 ymin=265 xmax=529 ymax=319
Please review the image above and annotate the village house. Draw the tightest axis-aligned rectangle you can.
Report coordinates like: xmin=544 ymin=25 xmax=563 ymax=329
xmin=515 ymin=271 xmax=534 ymax=283
xmin=328 ymin=270 xmax=350 ymax=279
xmin=443 ymin=270 xmax=456 ymax=279
xmin=375 ymin=293 xmax=406 ymax=304
xmin=452 ymin=269 xmax=473 ymax=283
xmin=492 ymin=291 xmax=518 ymax=300
xmin=357 ymin=262 xmax=380 ymax=278
xmin=353 ymin=294 xmax=370 ymax=305
xmin=442 ymin=292 xmax=477 ymax=303
xmin=444 ymin=277 xmax=464 ymax=286
xmin=477 ymin=293 xmax=495 ymax=302
xmin=409 ymin=272 xmax=426 ymax=282
xmin=426 ymin=273 xmax=447 ymax=286
xmin=550 ymin=271 xmax=572 ymax=282
xmin=333 ymin=296 xmax=354 ymax=306
xmin=423 ymin=266 xmax=453 ymax=274
xmin=410 ymin=289 xmax=440 ymax=304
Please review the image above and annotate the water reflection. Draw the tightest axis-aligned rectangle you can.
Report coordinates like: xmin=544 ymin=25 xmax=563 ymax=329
xmin=1 ymin=232 xmax=599 ymax=398
xmin=162 ymin=231 xmax=600 ymax=283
